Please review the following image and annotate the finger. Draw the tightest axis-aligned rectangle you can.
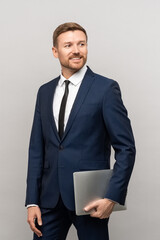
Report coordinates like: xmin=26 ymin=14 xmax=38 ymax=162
xmin=29 ymin=220 xmax=42 ymax=237
xmin=84 ymin=202 xmax=98 ymax=212
xmin=90 ymin=212 xmax=109 ymax=219
xmin=91 ymin=209 xmax=111 ymax=219
xmin=90 ymin=207 xmax=106 ymax=219
xmin=90 ymin=211 xmax=101 ymax=218
xmin=34 ymin=227 xmax=43 ymax=238
xmin=37 ymin=213 xmax=42 ymax=226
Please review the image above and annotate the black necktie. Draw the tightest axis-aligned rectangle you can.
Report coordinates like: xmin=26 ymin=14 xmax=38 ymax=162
xmin=58 ymin=80 xmax=70 ymax=139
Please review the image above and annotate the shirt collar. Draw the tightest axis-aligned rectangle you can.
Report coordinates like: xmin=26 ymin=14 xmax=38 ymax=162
xmin=59 ymin=65 xmax=87 ymax=87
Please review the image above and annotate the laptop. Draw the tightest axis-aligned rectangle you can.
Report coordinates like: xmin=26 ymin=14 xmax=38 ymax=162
xmin=73 ymin=169 xmax=126 ymax=216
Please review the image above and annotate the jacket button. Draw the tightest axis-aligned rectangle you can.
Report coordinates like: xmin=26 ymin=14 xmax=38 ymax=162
xmin=59 ymin=145 xmax=64 ymax=150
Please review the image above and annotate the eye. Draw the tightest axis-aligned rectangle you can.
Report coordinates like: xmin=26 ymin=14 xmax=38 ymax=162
xmin=79 ymin=43 xmax=85 ymax=47
xmin=64 ymin=44 xmax=71 ymax=48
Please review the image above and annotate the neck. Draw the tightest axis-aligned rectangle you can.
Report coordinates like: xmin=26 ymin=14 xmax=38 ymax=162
xmin=61 ymin=66 xmax=82 ymax=79
xmin=61 ymin=70 xmax=78 ymax=79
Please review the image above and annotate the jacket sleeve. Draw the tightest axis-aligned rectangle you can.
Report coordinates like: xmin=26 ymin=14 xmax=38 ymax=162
xmin=25 ymin=87 xmax=44 ymax=206
xmin=103 ymin=81 xmax=136 ymax=205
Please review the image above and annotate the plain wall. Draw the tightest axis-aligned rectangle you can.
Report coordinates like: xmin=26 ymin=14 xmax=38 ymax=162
xmin=0 ymin=0 xmax=160 ymax=239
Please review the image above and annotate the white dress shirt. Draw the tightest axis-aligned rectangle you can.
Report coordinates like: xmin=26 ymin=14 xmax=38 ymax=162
xmin=27 ymin=65 xmax=87 ymax=208
xmin=53 ymin=65 xmax=87 ymax=131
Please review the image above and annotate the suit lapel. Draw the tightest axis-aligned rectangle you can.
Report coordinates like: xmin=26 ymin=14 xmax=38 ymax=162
xmin=48 ymin=76 xmax=60 ymax=142
xmin=62 ymin=67 xmax=95 ymax=141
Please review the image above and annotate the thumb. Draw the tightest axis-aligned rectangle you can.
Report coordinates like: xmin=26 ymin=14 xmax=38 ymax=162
xmin=84 ymin=201 xmax=98 ymax=212
xmin=37 ymin=212 xmax=42 ymax=226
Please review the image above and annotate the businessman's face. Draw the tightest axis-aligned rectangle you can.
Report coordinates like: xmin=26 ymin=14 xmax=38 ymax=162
xmin=52 ymin=30 xmax=88 ymax=79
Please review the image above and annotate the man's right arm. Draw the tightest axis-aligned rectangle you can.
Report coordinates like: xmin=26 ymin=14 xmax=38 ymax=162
xmin=25 ymin=87 xmax=44 ymax=206
xmin=25 ymin=88 xmax=44 ymax=236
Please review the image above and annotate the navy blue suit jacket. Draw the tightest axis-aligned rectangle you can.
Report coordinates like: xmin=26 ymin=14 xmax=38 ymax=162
xmin=25 ymin=67 xmax=136 ymax=211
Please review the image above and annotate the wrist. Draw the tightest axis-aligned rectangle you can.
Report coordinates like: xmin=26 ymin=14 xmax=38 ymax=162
xmin=104 ymin=198 xmax=116 ymax=205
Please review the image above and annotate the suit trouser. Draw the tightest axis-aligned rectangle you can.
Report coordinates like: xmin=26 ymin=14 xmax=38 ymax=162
xmin=34 ymin=195 xmax=109 ymax=240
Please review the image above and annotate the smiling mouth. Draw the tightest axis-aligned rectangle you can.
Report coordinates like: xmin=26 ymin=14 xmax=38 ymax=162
xmin=70 ymin=55 xmax=82 ymax=59
xmin=70 ymin=57 xmax=82 ymax=61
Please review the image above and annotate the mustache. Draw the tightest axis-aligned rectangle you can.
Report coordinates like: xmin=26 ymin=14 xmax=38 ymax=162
xmin=69 ymin=54 xmax=82 ymax=58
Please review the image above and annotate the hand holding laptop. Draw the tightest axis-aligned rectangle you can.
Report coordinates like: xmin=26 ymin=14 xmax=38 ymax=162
xmin=84 ymin=198 xmax=116 ymax=219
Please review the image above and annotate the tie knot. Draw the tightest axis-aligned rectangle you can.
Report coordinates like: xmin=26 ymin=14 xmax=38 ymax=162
xmin=64 ymin=80 xmax=70 ymax=87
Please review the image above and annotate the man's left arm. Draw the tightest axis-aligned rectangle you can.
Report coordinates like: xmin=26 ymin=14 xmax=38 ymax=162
xmin=84 ymin=80 xmax=136 ymax=218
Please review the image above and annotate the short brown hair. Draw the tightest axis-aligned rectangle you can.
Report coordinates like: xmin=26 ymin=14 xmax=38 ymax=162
xmin=53 ymin=22 xmax=88 ymax=47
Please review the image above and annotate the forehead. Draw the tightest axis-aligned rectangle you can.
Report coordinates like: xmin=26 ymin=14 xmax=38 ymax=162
xmin=57 ymin=30 xmax=87 ymax=44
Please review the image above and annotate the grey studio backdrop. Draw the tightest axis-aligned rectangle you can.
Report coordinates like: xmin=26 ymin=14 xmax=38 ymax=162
xmin=0 ymin=0 xmax=160 ymax=239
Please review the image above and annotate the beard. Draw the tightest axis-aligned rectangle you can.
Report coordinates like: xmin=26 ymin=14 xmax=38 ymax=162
xmin=60 ymin=54 xmax=87 ymax=72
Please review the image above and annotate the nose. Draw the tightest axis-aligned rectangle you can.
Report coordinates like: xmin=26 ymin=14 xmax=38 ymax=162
xmin=72 ymin=44 xmax=79 ymax=54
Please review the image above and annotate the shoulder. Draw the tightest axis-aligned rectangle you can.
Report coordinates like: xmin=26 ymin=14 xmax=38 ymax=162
xmin=37 ymin=76 xmax=60 ymax=95
xmin=87 ymin=66 xmax=119 ymax=90
xmin=94 ymin=72 xmax=115 ymax=85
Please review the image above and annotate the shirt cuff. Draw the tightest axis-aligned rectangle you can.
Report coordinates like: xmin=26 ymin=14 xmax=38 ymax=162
xmin=26 ymin=204 xmax=38 ymax=208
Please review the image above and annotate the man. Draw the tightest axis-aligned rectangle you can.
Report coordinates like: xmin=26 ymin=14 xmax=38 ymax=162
xmin=26 ymin=22 xmax=136 ymax=240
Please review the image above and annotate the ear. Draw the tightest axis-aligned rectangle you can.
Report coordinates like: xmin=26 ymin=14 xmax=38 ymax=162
xmin=52 ymin=47 xmax=58 ymax=58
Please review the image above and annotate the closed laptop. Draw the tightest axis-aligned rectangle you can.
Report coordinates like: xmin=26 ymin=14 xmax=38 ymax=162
xmin=73 ymin=169 xmax=126 ymax=216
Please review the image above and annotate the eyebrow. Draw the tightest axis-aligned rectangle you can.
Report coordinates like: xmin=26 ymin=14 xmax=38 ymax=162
xmin=63 ymin=40 xmax=86 ymax=44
